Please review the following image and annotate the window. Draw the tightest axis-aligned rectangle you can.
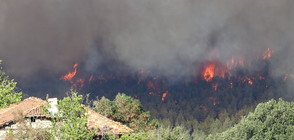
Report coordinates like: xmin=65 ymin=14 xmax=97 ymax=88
xmin=30 ymin=117 xmax=36 ymax=122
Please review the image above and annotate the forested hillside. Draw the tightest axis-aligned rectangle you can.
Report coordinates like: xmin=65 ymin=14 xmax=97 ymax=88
xmin=0 ymin=61 xmax=293 ymax=139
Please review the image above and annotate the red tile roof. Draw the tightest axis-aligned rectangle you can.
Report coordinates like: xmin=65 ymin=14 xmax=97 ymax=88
xmin=87 ymin=108 xmax=133 ymax=135
xmin=0 ymin=97 xmax=133 ymax=135
xmin=0 ymin=97 xmax=48 ymax=126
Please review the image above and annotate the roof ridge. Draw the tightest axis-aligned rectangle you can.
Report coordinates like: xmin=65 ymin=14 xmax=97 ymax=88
xmin=0 ymin=97 xmax=133 ymax=134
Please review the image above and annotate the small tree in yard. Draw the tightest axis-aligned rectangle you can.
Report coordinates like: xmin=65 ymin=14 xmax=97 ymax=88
xmin=94 ymin=93 xmax=158 ymax=132
xmin=0 ymin=60 xmax=22 ymax=109
xmin=51 ymin=90 xmax=95 ymax=140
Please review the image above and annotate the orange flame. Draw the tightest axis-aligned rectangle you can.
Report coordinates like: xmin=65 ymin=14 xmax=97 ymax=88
xmin=203 ymin=62 xmax=216 ymax=82
xmin=202 ymin=61 xmax=227 ymax=82
xmin=242 ymin=77 xmax=253 ymax=85
xmin=248 ymin=79 xmax=253 ymax=85
xmin=161 ymin=91 xmax=168 ymax=101
xmin=60 ymin=64 xmax=78 ymax=81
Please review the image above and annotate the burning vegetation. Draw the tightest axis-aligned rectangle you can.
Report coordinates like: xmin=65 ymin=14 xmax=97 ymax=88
xmin=59 ymin=48 xmax=289 ymax=107
xmin=58 ymin=47 xmax=293 ymax=128
xmin=1 ymin=1 xmax=294 ymax=138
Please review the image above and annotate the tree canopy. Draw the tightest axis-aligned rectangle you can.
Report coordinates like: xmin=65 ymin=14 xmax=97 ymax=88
xmin=207 ymin=99 xmax=294 ymax=140
xmin=93 ymin=93 xmax=158 ymax=131
xmin=51 ymin=90 xmax=95 ymax=140
xmin=0 ymin=60 xmax=22 ymax=109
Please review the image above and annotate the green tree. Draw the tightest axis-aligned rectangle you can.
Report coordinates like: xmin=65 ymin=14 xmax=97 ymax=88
xmin=208 ymin=99 xmax=294 ymax=140
xmin=0 ymin=60 xmax=22 ymax=109
xmin=51 ymin=91 xmax=95 ymax=140
xmin=93 ymin=96 xmax=114 ymax=117
xmin=93 ymin=93 xmax=158 ymax=131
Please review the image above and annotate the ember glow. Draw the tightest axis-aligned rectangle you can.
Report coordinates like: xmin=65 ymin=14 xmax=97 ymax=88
xmin=161 ymin=91 xmax=168 ymax=101
xmin=247 ymin=78 xmax=253 ymax=85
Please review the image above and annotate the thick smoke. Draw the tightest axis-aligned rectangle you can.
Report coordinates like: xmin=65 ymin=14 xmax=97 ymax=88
xmin=0 ymin=0 xmax=293 ymax=93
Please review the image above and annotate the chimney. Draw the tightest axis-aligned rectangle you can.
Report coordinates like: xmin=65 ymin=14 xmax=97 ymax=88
xmin=47 ymin=98 xmax=58 ymax=115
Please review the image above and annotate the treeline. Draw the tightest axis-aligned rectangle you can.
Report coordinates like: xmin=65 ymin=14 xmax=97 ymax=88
xmin=82 ymin=73 xmax=290 ymax=137
xmin=0 ymin=61 xmax=293 ymax=139
xmin=79 ymin=58 xmax=292 ymax=136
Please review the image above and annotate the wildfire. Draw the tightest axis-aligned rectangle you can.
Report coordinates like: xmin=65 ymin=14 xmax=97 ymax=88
xmin=248 ymin=79 xmax=253 ymax=85
xmin=60 ymin=63 xmax=78 ymax=81
xmin=263 ymin=48 xmax=273 ymax=59
xmin=242 ymin=77 xmax=253 ymax=85
xmin=60 ymin=63 xmax=86 ymax=89
xmin=203 ymin=62 xmax=216 ymax=82
xmin=58 ymin=48 xmax=276 ymax=107
xmin=202 ymin=61 xmax=227 ymax=82
xmin=161 ymin=91 xmax=168 ymax=101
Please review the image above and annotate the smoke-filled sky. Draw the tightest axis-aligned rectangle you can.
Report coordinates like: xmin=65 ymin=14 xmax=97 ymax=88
xmin=0 ymin=0 xmax=293 ymax=90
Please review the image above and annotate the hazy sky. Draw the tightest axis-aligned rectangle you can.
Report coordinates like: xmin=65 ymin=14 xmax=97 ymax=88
xmin=0 ymin=0 xmax=293 ymax=88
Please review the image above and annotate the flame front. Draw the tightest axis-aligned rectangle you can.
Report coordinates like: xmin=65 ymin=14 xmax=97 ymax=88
xmin=161 ymin=91 xmax=168 ymax=101
xmin=58 ymin=48 xmax=285 ymax=107
xmin=203 ymin=62 xmax=216 ymax=82
xmin=60 ymin=64 xmax=78 ymax=81
xmin=202 ymin=61 xmax=227 ymax=82
xmin=60 ymin=63 xmax=86 ymax=89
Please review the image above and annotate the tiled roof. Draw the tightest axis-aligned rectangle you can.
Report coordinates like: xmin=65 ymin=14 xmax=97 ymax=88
xmin=0 ymin=97 xmax=48 ymax=126
xmin=0 ymin=97 xmax=133 ymax=135
xmin=87 ymin=108 xmax=133 ymax=135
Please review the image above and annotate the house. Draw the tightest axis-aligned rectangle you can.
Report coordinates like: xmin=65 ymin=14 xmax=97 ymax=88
xmin=0 ymin=97 xmax=133 ymax=139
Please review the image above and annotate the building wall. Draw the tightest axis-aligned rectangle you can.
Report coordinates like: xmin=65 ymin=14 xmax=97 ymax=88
xmin=0 ymin=118 xmax=52 ymax=139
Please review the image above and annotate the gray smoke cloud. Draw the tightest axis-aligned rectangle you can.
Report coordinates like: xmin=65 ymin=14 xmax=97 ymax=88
xmin=0 ymin=0 xmax=293 ymax=90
